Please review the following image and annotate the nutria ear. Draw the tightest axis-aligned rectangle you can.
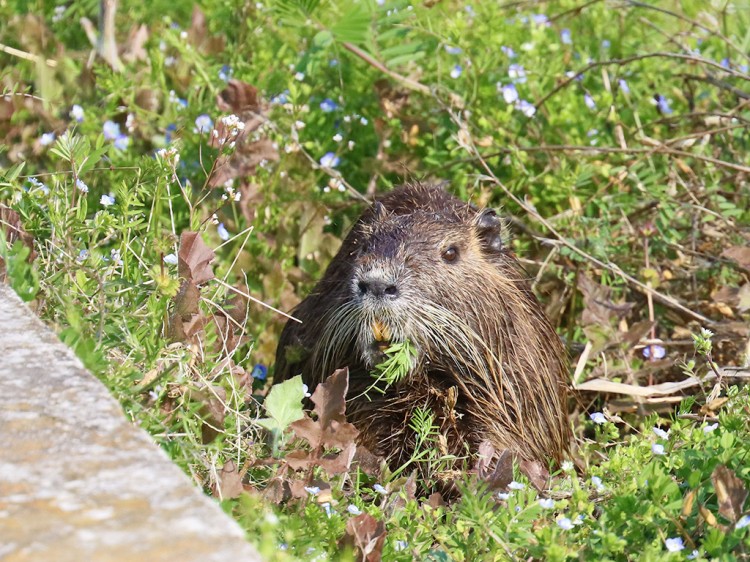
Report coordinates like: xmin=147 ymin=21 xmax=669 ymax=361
xmin=474 ymin=208 xmax=503 ymax=253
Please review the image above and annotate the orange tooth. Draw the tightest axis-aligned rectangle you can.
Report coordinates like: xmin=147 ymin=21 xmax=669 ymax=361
xmin=372 ymin=320 xmax=391 ymax=342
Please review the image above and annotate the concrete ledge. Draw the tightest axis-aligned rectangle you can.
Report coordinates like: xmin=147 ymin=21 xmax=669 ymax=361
xmin=0 ymin=284 xmax=262 ymax=562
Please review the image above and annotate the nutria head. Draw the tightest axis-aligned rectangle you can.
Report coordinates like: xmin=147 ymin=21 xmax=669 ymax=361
xmin=276 ymin=183 xmax=570 ymax=468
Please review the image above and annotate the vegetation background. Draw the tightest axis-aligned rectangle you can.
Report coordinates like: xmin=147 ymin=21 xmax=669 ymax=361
xmin=1 ymin=0 xmax=750 ymax=559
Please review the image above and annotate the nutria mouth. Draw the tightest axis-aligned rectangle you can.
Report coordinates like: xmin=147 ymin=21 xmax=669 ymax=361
xmin=275 ymin=182 xmax=571 ymax=470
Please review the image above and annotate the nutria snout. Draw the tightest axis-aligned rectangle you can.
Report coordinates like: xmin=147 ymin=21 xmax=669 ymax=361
xmin=275 ymin=182 xmax=571 ymax=469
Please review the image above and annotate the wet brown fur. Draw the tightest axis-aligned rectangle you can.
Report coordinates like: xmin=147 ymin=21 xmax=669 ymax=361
xmin=275 ymin=183 xmax=571 ymax=469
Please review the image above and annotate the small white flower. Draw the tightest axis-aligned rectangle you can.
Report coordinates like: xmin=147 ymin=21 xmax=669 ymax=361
xmin=516 ymin=100 xmax=536 ymax=117
xmin=652 ymin=443 xmax=666 ymax=456
xmin=75 ymin=179 xmax=89 ymax=193
xmin=373 ymin=484 xmax=387 ymax=495
xmin=294 ymin=71 xmax=305 ymax=81
xmin=346 ymin=504 xmax=362 ymax=516
xmin=590 ymin=412 xmax=607 ymax=424
xmin=556 ymin=517 xmax=574 ymax=530
xmin=302 ymin=384 xmax=312 ymax=398
xmin=653 ymin=427 xmax=670 ymax=440
xmin=508 ymin=481 xmax=525 ymax=490
xmin=40 ymin=132 xmax=56 ymax=146
xmin=304 ymin=486 xmax=320 ymax=495
xmin=496 ymin=492 xmax=511 ymax=500
xmin=359 ymin=116 xmax=368 ymax=125
xmin=591 ymin=476 xmax=605 ymax=491
xmin=164 ymin=253 xmax=178 ymax=265
xmin=703 ymin=422 xmax=719 ymax=433
xmin=687 ymin=550 xmax=700 ymax=560
xmin=665 ymin=537 xmax=685 ymax=552
xmin=561 ymin=460 xmax=574 ymax=472
xmin=348 ymin=140 xmax=355 ymax=150
xmin=100 ymin=194 xmax=115 ymax=207
xmin=332 ymin=133 xmax=343 ymax=142
xmin=450 ymin=65 xmax=463 ymax=79
xmin=110 ymin=249 xmax=122 ymax=266
xmin=539 ymin=498 xmax=555 ymax=509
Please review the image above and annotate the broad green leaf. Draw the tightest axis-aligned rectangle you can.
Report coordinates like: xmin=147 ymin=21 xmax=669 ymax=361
xmin=257 ymin=375 xmax=305 ymax=433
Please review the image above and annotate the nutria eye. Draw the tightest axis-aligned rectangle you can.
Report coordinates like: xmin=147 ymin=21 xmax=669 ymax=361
xmin=442 ymin=246 xmax=459 ymax=263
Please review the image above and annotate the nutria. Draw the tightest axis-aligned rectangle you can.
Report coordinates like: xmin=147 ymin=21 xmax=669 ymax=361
xmin=275 ymin=183 xmax=570 ymax=469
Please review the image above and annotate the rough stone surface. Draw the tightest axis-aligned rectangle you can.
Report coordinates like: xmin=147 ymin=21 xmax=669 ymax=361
xmin=0 ymin=284 xmax=262 ymax=562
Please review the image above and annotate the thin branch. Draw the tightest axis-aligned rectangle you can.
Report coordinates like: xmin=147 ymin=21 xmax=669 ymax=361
xmin=535 ymin=52 xmax=750 ymax=110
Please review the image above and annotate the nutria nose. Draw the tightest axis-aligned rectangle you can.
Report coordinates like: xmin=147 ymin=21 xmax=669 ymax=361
xmin=357 ymin=278 xmax=399 ymax=299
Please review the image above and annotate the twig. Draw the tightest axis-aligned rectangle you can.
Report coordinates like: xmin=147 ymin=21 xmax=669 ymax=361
xmin=447 ymin=116 xmax=717 ymax=326
xmin=535 ymin=52 xmax=750 ymax=110
xmin=341 ymin=42 xmax=432 ymax=97
xmin=212 ymin=278 xmax=301 ymax=323
xmin=0 ymin=43 xmax=57 ymax=67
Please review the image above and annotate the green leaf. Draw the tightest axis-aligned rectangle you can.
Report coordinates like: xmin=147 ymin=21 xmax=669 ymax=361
xmin=3 ymin=161 xmax=25 ymax=181
xmin=331 ymin=3 xmax=371 ymax=45
xmin=257 ymin=375 xmax=305 ymax=433
xmin=313 ymin=30 xmax=334 ymax=48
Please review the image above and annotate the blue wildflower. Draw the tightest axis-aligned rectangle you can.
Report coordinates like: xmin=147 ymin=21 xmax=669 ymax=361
xmin=500 ymin=83 xmax=519 ymax=104
xmin=601 ymin=39 xmax=611 ymax=49
xmin=590 ymin=412 xmax=606 ymax=424
xmin=103 ymin=120 xmax=121 ymax=140
xmin=39 ymin=132 xmax=56 ymax=146
xmin=720 ymin=58 xmax=730 ymax=69
xmin=654 ymin=95 xmax=673 ymax=114
xmin=75 ymin=179 xmax=89 ymax=193
xmin=652 ymin=443 xmax=666 ymax=456
xmin=194 ymin=114 xmax=213 ymax=133
xmin=114 ymin=135 xmax=130 ymax=150
xmin=737 ymin=515 xmax=750 ymax=529
xmin=444 ymin=45 xmax=462 ymax=55
xmin=643 ymin=345 xmax=666 ymax=359
xmin=164 ymin=253 xmax=178 ymax=265
xmin=665 ymin=538 xmax=684 ymax=552
xmin=329 ymin=58 xmax=339 ymax=67
xmin=28 ymin=177 xmax=48 ymax=194
xmin=70 ymin=104 xmax=84 ymax=122
xmin=320 ymin=98 xmax=338 ymax=112
xmin=217 ymin=222 xmax=230 ymax=241
xmin=653 ymin=427 xmax=670 ymax=440
xmin=219 ymin=64 xmax=232 ymax=81
xmin=346 ymin=505 xmax=362 ymax=516
xmin=584 ymin=93 xmax=596 ymax=110
xmin=373 ymin=484 xmax=387 ymax=495
xmin=77 ymin=249 xmax=89 ymax=262
xmin=508 ymin=64 xmax=527 ymax=83
xmin=561 ymin=29 xmax=572 ymax=45
xmin=500 ymin=45 xmax=516 ymax=58
xmin=450 ymin=65 xmax=463 ymax=79
xmin=251 ymin=364 xmax=268 ymax=381
xmin=100 ymin=194 xmax=115 ymax=207
xmin=539 ymin=498 xmax=555 ymax=509
xmin=508 ymin=481 xmax=525 ymax=490
xmin=516 ymin=100 xmax=536 ymax=117
xmin=270 ymin=90 xmax=289 ymax=105
xmin=618 ymin=79 xmax=630 ymax=94
xmin=532 ymin=14 xmax=550 ymax=26
xmin=165 ymin=123 xmax=177 ymax=144
xmin=557 ymin=517 xmax=574 ymax=530
xmin=320 ymin=152 xmax=340 ymax=168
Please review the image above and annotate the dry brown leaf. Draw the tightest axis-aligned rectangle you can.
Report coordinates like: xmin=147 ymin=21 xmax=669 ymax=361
xmin=682 ymin=489 xmax=696 ymax=517
xmin=213 ymin=459 xmax=244 ymax=500
xmin=0 ymin=205 xmax=36 ymax=260
xmin=178 ymin=231 xmax=215 ymax=285
xmin=712 ymin=465 xmax=747 ymax=523
xmin=290 ymin=368 xmax=360 ymax=450
xmin=519 ymin=458 xmax=550 ymax=492
xmin=474 ymin=445 xmax=514 ymax=490
xmin=722 ymin=246 xmax=750 ymax=270
xmin=342 ymin=513 xmax=387 ymax=562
